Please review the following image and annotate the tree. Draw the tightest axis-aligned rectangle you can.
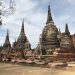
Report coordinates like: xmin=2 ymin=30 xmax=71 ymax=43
xmin=0 ymin=0 xmax=15 ymax=26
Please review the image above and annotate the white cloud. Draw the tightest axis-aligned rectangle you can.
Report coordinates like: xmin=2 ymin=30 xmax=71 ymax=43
xmin=67 ymin=0 xmax=75 ymax=4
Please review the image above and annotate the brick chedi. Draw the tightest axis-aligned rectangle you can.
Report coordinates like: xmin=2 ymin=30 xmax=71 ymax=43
xmin=36 ymin=5 xmax=60 ymax=55
xmin=72 ymin=34 xmax=75 ymax=48
xmin=3 ymin=30 xmax=11 ymax=50
xmin=12 ymin=20 xmax=31 ymax=50
xmin=60 ymin=24 xmax=74 ymax=49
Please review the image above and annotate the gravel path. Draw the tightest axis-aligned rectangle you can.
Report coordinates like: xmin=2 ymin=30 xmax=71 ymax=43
xmin=0 ymin=63 xmax=74 ymax=75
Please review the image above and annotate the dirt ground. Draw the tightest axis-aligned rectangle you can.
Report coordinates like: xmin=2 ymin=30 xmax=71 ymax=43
xmin=0 ymin=63 xmax=75 ymax=75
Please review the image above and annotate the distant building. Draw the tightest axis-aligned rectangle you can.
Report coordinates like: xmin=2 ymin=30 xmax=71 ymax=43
xmin=3 ymin=30 xmax=11 ymax=50
xmin=71 ymin=34 xmax=75 ymax=48
xmin=60 ymin=24 xmax=74 ymax=49
xmin=1 ymin=19 xmax=31 ymax=52
xmin=12 ymin=20 xmax=31 ymax=50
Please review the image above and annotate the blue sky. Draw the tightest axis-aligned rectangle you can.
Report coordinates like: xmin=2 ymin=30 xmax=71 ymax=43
xmin=0 ymin=0 xmax=75 ymax=48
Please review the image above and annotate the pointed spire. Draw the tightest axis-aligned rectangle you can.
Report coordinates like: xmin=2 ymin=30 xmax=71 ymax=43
xmin=15 ymin=39 xmax=16 ymax=42
xmin=46 ymin=4 xmax=53 ymax=24
xmin=5 ymin=30 xmax=9 ymax=42
xmin=58 ymin=28 xmax=61 ymax=34
xmin=65 ymin=24 xmax=70 ymax=35
xmin=21 ymin=19 xmax=24 ymax=33
xmin=3 ymin=30 xmax=11 ymax=48
xmin=20 ymin=19 xmax=25 ymax=36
